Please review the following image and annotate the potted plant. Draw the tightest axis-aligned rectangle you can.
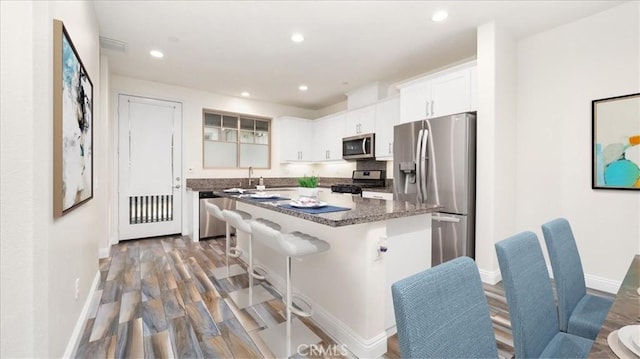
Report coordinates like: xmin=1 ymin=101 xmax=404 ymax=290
xmin=297 ymin=175 xmax=319 ymax=198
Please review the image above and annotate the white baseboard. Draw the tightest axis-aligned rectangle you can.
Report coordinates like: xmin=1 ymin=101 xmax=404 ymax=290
xmin=584 ymin=274 xmax=620 ymax=294
xmin=545 ymin=265 xmax=620 ymax=295
xmin=98 ymin=246 xmax=110 ymax=259
xmin=385 ymin=325 xmax=397 ymax=337
xmin=479 ymin=268 xmax=501 ymax=285
xmin=63 ymin=271 xmax=101 ymax=358
xmin=252 ymin=258 xmax=387 ymax=358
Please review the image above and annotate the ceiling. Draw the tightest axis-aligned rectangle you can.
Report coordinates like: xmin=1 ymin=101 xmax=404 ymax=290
xmin=93 ymin=1 xmax=621 ymax=110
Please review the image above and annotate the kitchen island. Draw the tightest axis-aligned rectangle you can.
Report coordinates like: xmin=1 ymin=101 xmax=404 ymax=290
xmin=187 ymin=187 xmax=440 ymax=358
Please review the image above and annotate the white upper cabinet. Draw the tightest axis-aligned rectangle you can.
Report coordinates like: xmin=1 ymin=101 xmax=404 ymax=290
xmin=374 ymin=96 xmax=399 ymax=159
xmin=344 ymin=104 xmax=376 ymax=137
xmin=312 ymin=113 xmax=345 ymax=162
xmin=399 ymin=61 xmax=477 ymax=124
xmin=399 ymin=81 xmax=431 ymax=125
xmin=278 ymin=116 xmax=313 ymax=162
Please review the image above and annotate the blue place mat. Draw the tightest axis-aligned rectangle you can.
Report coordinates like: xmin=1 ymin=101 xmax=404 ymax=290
xmin=247 ymin=196 xmax=291 ymax=202
xmin=278 ymin=204 xmax=351 ymax=214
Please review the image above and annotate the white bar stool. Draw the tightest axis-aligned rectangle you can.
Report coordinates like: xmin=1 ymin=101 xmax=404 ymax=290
xmin=204 ymin=202 xmax=248 ymax=279
xmin=223 ymin=209 xmax=281 ymax=309
xmin=250 ymin=221 xmax=331 ymax=359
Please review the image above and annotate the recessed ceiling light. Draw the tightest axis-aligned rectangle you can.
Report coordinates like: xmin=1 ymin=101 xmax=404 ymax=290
xmin=149 ymin=50 xmax=164 ymax=58
xmin=298 ymin=85 xmax=308 ymax=91
xmin=432 ymin=10 xmax=448 ymax=22
xmin=241 ymin=91 xmax=250 ymax=97
xmin=291 ymin=33 xmax=304 ymax=43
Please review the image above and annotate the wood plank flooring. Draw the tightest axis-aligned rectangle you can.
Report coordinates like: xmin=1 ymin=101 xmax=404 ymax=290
xmin=73 ymin=235 xmax=613 ymax=358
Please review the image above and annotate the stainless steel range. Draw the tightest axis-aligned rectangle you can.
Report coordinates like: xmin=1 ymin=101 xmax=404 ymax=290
xmin=331 ymin=170 xmax=386 ymax=194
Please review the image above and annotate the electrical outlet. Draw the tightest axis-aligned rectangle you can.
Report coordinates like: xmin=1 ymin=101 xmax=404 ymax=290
xmin=75 ymin=278 xmax=80 ymax=300
xmin=375 ymin=238 xmax=389 ymax=261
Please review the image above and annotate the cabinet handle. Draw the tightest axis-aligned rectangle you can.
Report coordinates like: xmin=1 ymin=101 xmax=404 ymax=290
xmin=431 ymin=101 xmax=435 ymax=116
xmin=389 ymin=142 xmax=392 ymax=154
xmin=426 ymin=101 xmax=429 ymax=117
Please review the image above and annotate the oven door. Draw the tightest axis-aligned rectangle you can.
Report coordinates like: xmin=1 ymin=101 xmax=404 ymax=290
xmin=343 ymin=134 xmax=375 ymax=160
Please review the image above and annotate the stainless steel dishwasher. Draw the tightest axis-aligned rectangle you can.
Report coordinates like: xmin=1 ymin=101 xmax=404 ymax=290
xmin=199 ymin=191 xmax=237 ymax=239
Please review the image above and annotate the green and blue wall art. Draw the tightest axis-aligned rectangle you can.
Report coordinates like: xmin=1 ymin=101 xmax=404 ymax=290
xmin=592 ymin=93 xmax=640 ymax=190
xmin=53 ymin=20 xmax=93 ymax=217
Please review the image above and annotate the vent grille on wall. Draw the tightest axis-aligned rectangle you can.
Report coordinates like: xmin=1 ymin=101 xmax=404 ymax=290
xmin=129 ymin=195 xmax=173 ymax=224
xmin=99 ymin=36 xmax=128 ymax=53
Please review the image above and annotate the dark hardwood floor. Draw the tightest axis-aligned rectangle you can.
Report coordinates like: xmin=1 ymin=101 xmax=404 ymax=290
xmin=73 ymin=235 xmax=612 ymax=358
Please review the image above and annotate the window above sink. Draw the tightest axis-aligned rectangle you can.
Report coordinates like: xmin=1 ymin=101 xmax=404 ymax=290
xmin=202 ymin=109 xmax=272 ymax=169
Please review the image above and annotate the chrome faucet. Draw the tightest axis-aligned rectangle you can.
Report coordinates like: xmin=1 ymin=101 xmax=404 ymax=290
xmin=248 ymin=166 xmax=254 ymax=187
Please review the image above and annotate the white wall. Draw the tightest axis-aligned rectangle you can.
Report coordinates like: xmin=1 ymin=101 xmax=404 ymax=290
xmin=516 ymin=1 xmax=639 ymax=288
xmin=1 ymin=0 xmax=104 ymax=357
xmin=1 ymin=1 xmax=37 ymax=356
xmin=110 ymin=75 xmax=320 ymax=179
xmin=475 ymin=22 xmax=518 ymax=282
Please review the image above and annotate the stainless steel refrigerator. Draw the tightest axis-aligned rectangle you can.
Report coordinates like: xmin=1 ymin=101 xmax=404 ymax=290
xmin=393 ymin=112 xmax=476 ymax=266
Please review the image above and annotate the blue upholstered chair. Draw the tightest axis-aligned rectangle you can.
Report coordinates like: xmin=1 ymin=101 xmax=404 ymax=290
xmin=391 ymin=257 xmax=498 ymax=359
xmin=495 ymin=231 xmax=593 ymax=358
xmin=541 ymin=218 xmax=613 ymax=340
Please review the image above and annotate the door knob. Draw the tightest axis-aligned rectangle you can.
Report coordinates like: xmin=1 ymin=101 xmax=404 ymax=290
xmin=174 ymin=184 xmax=181 ymax=189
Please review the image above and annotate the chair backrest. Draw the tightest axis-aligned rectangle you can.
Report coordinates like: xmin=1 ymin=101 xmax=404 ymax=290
xmin=222 ymin=210 xmax=251 ymax=233
xmin=204 ymin=201 xmax=224 ymax=221
xmin=495 ymin=231 xmax=559 ymax=358
xmin=541 ymin=217 xmax=587 ymax=332
xmin=391 ymin=257 xmax=498 ymax=359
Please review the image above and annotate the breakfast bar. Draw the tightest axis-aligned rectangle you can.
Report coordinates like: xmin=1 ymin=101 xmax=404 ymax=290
xmin=187 ymin=186 xmax=440 ymax=357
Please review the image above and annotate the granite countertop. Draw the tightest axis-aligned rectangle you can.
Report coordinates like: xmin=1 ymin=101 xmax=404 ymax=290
xmin=210 ymin=188 xmax=440 ymax=227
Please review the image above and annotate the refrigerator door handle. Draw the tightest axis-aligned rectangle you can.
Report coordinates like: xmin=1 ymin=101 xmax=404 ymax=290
xmin=420 ymin=128 xmax=429 ymax=201
xmin=415 ymin=129 xmax=424 ymax=202
xmin=432 ymin=215 xmax=461 ymax=223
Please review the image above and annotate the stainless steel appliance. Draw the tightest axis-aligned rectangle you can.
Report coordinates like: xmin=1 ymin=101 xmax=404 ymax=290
xmin=331 ymin=170 xmax=386 ymax=194
xmin=342 ymin=133 xmax=375 ymax=160
xmin=393 ymin=112 xmax=476 ymax=266
xmin=199 ymin=192 xmax=237 ymax=238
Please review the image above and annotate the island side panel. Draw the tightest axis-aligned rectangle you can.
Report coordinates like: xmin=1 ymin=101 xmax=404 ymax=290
xmin=383 ymin=214 xmax=431 ymax=334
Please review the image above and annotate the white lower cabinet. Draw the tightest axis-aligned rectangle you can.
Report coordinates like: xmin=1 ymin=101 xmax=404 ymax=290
xmin=361 ymin=191 xmax=393 ymax=200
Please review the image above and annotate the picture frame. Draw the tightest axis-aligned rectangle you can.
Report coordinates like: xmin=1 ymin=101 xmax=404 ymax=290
xmin=53 ymin=20 xmax=94 ymax=217
xmin=592 ymin=93 xmax=640 ymax=190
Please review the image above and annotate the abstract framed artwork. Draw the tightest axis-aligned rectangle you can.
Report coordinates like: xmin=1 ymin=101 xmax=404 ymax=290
xmin=53 ymin=20 xmax=94 ymax=217
xmin=592 ymin=93 xmax=640 ymax=190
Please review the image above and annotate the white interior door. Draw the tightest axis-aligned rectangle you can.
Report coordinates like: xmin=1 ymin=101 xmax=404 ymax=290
xmin=118 ymin=95 xmax=182 ymax=240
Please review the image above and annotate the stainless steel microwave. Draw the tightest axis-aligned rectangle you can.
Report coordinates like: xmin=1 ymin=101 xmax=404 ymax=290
xmin=342 ymin=133 xmax=375 ymax=160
